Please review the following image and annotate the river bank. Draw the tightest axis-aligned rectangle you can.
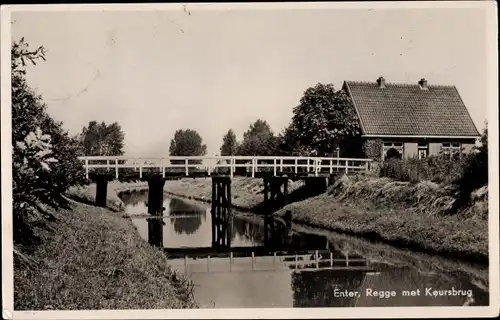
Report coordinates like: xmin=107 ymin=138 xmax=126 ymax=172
xmin=163 ymin=176 xmax=488 ymax=262
xmin=14 ymin=184 xmax=197 ymax=310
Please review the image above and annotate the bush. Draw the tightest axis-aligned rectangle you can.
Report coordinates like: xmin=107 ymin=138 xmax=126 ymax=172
xmin=362 ymin=139 xmax=383 ymax=161
xmin=12 ymin=39 xmax=86 ymax=246
xmin=379 ymin=154 xmax=467 ymax=185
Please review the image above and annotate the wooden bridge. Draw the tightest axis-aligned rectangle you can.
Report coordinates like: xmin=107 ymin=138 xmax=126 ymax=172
xmin=78 ymin=155 xmax=374 ymax=180
xmin=81 ymin=155 xmax=373 ymax=219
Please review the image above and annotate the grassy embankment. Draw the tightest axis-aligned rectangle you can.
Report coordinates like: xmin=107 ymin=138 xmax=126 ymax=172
xmin=163 ymin=175 xmax=488 ymax=262
xmin=14 ymin=182 xmax=197 ymax=310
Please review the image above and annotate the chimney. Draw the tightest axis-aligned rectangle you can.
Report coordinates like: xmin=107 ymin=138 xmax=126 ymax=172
xmin=418 ymin=78 xmax=428 ymax=90
xmin=377 ymin=76 xmax=386 ymax=88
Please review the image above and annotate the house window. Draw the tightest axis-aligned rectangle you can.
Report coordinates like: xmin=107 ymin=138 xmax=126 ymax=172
xmin=441 ymin=142 xmax=461 ymax=160
xmin=383 ymin=142 xmax=404 ymax=160
xmin=418 ymin=143 xmax=428 ymax=159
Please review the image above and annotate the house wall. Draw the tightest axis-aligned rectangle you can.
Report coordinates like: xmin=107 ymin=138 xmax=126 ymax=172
xmin=365 ymin=137 xmax=478 ymax=160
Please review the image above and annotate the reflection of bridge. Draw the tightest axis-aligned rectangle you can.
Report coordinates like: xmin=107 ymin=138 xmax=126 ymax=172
xmin=166 ymin=247 xmax=374 ymax=274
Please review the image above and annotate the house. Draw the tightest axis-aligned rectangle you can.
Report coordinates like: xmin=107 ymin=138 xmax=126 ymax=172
xmin=342 ymin=77 xmax=480 ymax=160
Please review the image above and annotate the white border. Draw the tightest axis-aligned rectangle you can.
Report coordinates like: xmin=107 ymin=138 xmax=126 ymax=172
xmin=1 ymin=2 xmax=499 ymax=319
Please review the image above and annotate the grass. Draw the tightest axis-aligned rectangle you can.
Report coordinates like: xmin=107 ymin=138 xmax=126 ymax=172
xmin=274 ymin=174 xmax=488 ymax=262
xmin=66 ymin=181 xmax=149 ymax=211
xmin=14 ymin=192 xmax=198 ymax=310
xmin=161 ymin=174 xmax=488 ymax=261
xmin=163 ymin=177 xmax=305 ymax=210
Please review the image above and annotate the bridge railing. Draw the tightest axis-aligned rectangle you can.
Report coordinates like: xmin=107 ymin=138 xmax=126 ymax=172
xmin=78 ymin=156 xmax=373 ymax=179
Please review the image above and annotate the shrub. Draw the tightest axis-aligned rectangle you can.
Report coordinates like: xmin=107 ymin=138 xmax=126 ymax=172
xmin=379 ymin=154 xmax=467 ymax=185
xmin=12 ymin=38 xmax=86 ymax=246
xmin=362 ymin=139 xmax=383 ymax=161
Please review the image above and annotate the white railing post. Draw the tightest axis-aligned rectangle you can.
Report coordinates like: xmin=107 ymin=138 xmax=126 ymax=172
xmin=294 ymin=158 xmax=298 ymax=174
xmin=345 ymin=160 xmax=349 ymax=174
xmin=85 ymin=158 xmax=89 ymax=179
xmin=329 ymin=159 xmax=333 ymax=174
xmin=185 ymin=158 xmax=189 ymax=176
xmin=106 ymin=159 xmax=110 ymax=172
xmin=279 ymin=158 xmax=283 ymax=172
xmin=315 ymin=159 xmax=319 ymax=177
xmin=365 ymin=161 xmax=369 ymax=172
xmin=208 ymin=158 xmax=211 ymax=176
xmin=273 ymin=157 xmax=277 ymax=176
xmin=115 ymin=158 xmax=119 ymax=180
xmin=251 ymin=158 xmax=255 ymax=178
xmin=139 ymin=160 xmax=143 ymax=179
xmin=161 ymin=159 xmax=165 ymax=178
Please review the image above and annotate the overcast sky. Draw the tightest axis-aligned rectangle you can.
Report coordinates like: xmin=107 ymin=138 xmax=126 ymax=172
xmin=11 ymin=5 xmax=490 ymax=157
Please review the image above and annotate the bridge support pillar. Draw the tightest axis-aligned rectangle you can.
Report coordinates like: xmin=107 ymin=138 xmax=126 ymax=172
xmin=211 ymin=177 xmax=232 ymax=248
xmin=263 ymin=176 xmax=289 ymax=213
xmin=89 ymin=173 xmax=114 ymax=208
xmin=147 ymin=217 xmax=165 ymax=247
xmin=147 ymin=174 xmax=166 ymax=216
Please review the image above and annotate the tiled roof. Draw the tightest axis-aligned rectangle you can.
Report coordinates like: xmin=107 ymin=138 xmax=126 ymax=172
xmin=343 ymin=80 xmax=480 ymax=137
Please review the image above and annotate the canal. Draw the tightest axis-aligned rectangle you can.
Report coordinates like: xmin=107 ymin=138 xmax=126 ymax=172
xmin=121 ymin=190 xmax=489 ymax=308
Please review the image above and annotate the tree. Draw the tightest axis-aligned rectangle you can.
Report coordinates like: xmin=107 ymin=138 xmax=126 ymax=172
xmin=276 ymin=122 xmax=311 ymax=156
xmin=12 ymin=38 xmax=86 ymax=246
xmin=237 ymin=119 xmax=278 ymax=156
xmin=220 ymin=129 xmax=238 ymax=156
xmin=169 ymin=129 xmax=207 ymax=164
xmin=79 ymin=121 xmax=125 ymax=156
xmin=288 ymin=83 xmax=362 ymax=157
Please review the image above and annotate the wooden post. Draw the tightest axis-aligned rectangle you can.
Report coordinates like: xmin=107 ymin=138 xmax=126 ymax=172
xmin=211 ymin=179 xmax=216 ymax=246
xmin=346 ymin=252 xmax=349 ymax=267
xmin=330 ymin=252 xmax=333 ymax=267
xmin=185 ymin=158 xmax=189 ymax=176
xmin=95 ymin=176 xmax=109 ymax=207
xmin=279 ymin=158 xmax=283 ymax=172
xmin=251 ymin=251 xmax=255 ymax=271
xmin=283 ymin=178 xmax=288 ymax=206
xmin=85 ymin=158 xmax=89 ymax=179
xmin=345 ymin=160 xmax=349 ymax=174
xmin=365 ymin=161 xmax=369 ymax=172
xmin=294 ymin=158 xmax=298 ymax=174
xmin=139 ymin=163 xmax=143 ymax=179
xmin=115 ymin=158 xmax=119 ymax=179
xmin=106 ymin=159 xmax=110 ymax=172
xmin=273 ymin=158 xmax=277 ymax=176
xmin=208 ymin=159 xmax=211 ymax=176
xmin=263 ymin=178 xmax=269 ymax=203
xmin=251 ymin=158 xmax=255 ymax=178
xmin=315 ymin=250 xmax=319 ymax=269
xmin=230 ymin=252 xmax=233 ymax=272
xmin=184 ymin=255 xmax=188 ymax=274
xmin=147 ymin=175 xmax=166 ymax=216
xmin=330 ymin=159 xmax=333 ymax=174
xmin=161 ymin=159 xmax=165 ymax=178
xmin=230 ymin=158 xmax=234 ymax=178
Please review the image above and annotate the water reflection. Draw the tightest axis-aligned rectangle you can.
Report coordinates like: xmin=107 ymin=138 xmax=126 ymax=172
xmin=169 ymin=198 xmax=204 ymax=235
xmin=121 ymin=191 xmax=489 ymax=308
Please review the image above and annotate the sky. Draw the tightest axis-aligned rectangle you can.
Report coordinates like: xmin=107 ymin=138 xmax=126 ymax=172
xmin=11 ymin=5 xmax=491 ymax=157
